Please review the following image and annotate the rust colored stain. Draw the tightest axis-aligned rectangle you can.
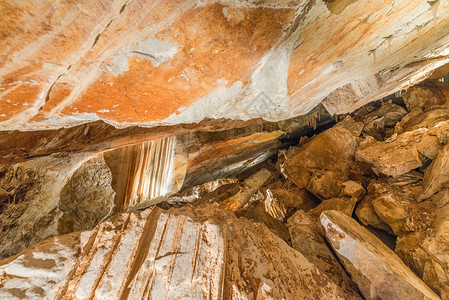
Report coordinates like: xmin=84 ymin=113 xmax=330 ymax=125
xmin=54 ymin=4 xmax=294 ymax=123
xmin=187 ymin=131 xmax=283 ymax=168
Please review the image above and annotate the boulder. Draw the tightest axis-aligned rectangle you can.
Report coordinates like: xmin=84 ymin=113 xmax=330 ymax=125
xmin=356 ymin=129 xmax=439 ymax=176
xmin=284 ymin=119 xmax=360 ymax=199
xmin=403 ymin=81 xmax=449 ymax=111
xmin=422 ymin=144 xmax=449 ymax=199
xmin=321 ymin=210 xmax=440 ymax=300
xmin=287 ymin=210 xmax=360 ymax=296
xmin=309 ymin=197 xmax=358 ymax=219
xmin=339 ymin=181 xmax=366 ymax=201
xmin=0 ymin=204 xmax=360 ymax=299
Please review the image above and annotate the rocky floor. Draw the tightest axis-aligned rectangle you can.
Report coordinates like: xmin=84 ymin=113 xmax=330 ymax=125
xmin=1 ymin=80 xmax=449 ymax=299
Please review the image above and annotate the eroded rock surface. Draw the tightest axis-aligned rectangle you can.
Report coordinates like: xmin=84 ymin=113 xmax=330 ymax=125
xmin=321 ymin=210 xmax=440 ymax=300
xmin=0 ymin=204 xmax=360 ymax=299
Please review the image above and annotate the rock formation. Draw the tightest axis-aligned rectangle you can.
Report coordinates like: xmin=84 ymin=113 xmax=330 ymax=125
xmin=2 ymin=1 xmax=449 ymax=299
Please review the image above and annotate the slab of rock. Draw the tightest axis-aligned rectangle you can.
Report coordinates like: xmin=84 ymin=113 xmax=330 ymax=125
xmin=0 ymin=204 xmax=360 ymax=299
xmin=356 ymin=172 xmax=432 ymax=235
xmin=339 ymin=181 xmax=366 ymax=201
xmin=221 ymin=168 xmax=272 ymax=211
xmin=422 ymin=144 xmax=449 ymax=199
xmin=309 ymin=197 xmax=358 ymax=219
xmin=356 ymin=128 xmax=439 ymax=176
xmin=321 ymin=210 xmax=440 ymax=300
xmin=287 ymin=210 xmax=360 ymax=296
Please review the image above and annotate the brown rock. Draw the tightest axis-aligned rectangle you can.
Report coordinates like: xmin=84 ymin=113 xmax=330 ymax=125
xmin=339 ymin=181 xmax=366 ymax=201
xmin=321 ymin=210 xmax=440 ymax=300
xmin=284 ymin=124 xmax=359 ymax=199
xmin=309 ymin=197 xmax=357 ymax=219
xmin=403 ymin=81 xmax=449 ymax=111
xmin=0 ymin=204 xmax=360 ymax=299
xmin=287 ymin=210 xmax=360 ymax=296
xmin=221 ymin=168 xmax=272 ymax=211
xmin=396 ymin=189 xmax=449 ymax=299
xmin=356 ymin=129 xmax=439 ymax=176
xmin=422 ymin=144 xmax=449 ymax=199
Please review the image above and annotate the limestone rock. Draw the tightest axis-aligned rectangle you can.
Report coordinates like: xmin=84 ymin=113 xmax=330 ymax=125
xmin=287 ymin=210 xmax=360 ymax=296
xmin=353 ymin=101 xmax=407 ymax=140
xmin=356 ymin=129 xmax=440 ymax=176
xmin=309 ymin=197 xmax=358 ymax=219
xmin=284 ymin=124 xmax=359 ymax=199
xmin=403 ymin=81 xmax=449 ymax=111
xmin=321 ymin=210 xmax=440 ymax=300
xmin=356 ymin=172 xmax=432 ymax=235
xmin=422 ymin=144 xmax=449 ymax=199
xmin=396 ymin=189 xmax=449 ymax=299
xmin=0 ymin=204 xmax=360 ymax=299
xmin=339 ymin=181 xmax=366 ymax=201
xmin=221 ymin=168 xmax=272 ymax=211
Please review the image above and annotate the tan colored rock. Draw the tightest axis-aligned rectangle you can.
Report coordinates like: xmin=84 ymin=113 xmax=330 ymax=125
xmin=356 ymin=128 xmax=439 ymax=176
xmin=396 ymin=189 xmax=449 ymax=299
xmin=309 ymin=197 xmax=357 ymax=219
xmin=321 ymin=210 xmax=440 ymax=300
xmin=284 ymin=124 xmax=359 ymax=199
xmin=287 ymin=210 xmax=360 ymax=296
xmin=422 ymin=144 xmax=449 ymax=199
xmin=0 ymin=152 xmax=111 ymax=259
xmin=0 ymin=204 xmax=360 ymax=299
xmin=403 ymin=81 xmax=449 ymax=111
xmin=221 ymin=168 xmax=272 ymax=211
xmin=340 ymin=181 xmax=366 ymax=201
xmin=356 ymin=172 xmax=432 ymax=235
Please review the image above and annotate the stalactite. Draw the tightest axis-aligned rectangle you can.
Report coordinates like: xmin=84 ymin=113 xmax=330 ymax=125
xmin=123 ymin=137 xmax=175 ymax=210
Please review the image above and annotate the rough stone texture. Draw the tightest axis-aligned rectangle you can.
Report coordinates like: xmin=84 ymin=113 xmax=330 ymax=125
xmin=58 ymin=156 xmax=115 ymax=234
xmin=422 ymin=144 xmax=449 ymax=199
xmin=284 ymin=121 xmax=360 ymax=199
xmin=221 ymin=168 xmax=272 ymax=211
xmin=356 ymin=172 xmax=431 ymax=235
xmin=287 ymin=210 xmax=360 ymax=296
xmin=352 ymin=101 xmax=407 ymax=140
xmin=396 ymin=188 xmax=449 ymax=299
xmin=0 ymin=153 xmax=93 ymax=259
xmin=0 ymin=204 xmax=360 ymax=299
xmin=356 ymin=128 xmax=440 ymax=177
xmin=403 ymin=81 xmax=449 ymax=111
xmin=309 ymin=197 xmax=358 ymax=219
xmin=321 ymin=210 xmax=440 ymax=300
xmin=339 ymin=181 xmax=366 ymax=201
xmin=2 ymin=1 xmax=449 ymax=130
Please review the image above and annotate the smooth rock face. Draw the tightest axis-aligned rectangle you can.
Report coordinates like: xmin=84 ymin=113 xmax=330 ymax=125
xmin=0 ymin=204 xmax=360 ymax=299
xmin=2 ymin=1 xmax=449 ymax=130
xmin=321 ymin=210 xmax=440 ymax=300
xmin=422 ymin=144 xmax=449 ymax=199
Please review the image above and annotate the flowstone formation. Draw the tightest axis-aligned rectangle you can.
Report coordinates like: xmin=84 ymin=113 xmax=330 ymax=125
xmin=1 ymin=78 xmax=449 ymax=299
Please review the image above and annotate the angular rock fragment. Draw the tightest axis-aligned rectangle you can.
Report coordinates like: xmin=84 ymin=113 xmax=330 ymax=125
xmin=321 ymin=210 xmax=440 ymax=300
xmin=356 ymin=172 xmax=432 ymax=235
xmin=339 ymin=181 xmax=366 ymax=201
xmin=396 ymin=188 xmax=449 ymax=299
xmin=0 ymin=204 xmax=360 ymax=299
xmin=284 ymin=118 xmax=360 ymax=199
xmin=356 ymin=128 xmax=439 ymax=176
xmin=422 ymin=144 xmax=449 ymax=199
xmin=221 ymin=168 xmax=272 ymax=211
xmin=403 ymin=81 xmax=449 ymax=111
xmin=309 ymin=197 xmax=357 ymax=219
xmin=287 ymin=210 xmax=360 ymax=296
